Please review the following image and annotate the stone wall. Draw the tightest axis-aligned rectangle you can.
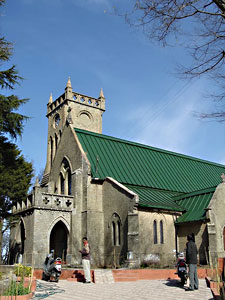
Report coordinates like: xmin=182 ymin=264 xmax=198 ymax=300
xmin=9 ymin=213 xmax=35 ymax=265
xmin=208 ymin=182 xmax=225 ymax=264
xmin=177 ymin=221 xmax=208 ymax=265
xmin=102 ymin=178 xmax=137 ymax=267
xmin=138 ymin=209 xmax=177 ymax=267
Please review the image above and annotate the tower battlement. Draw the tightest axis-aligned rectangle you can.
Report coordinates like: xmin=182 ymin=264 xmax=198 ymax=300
xmin=46 ymin=90 xmax=105 ymax=117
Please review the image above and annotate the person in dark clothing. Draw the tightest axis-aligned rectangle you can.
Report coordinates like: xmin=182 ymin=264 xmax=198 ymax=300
xmin=185 ymin=234 xmax=199 ymax=291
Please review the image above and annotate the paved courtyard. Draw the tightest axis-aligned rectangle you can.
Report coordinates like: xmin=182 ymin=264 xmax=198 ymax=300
xmin=32 ymin=278 xmax=213 ymax=300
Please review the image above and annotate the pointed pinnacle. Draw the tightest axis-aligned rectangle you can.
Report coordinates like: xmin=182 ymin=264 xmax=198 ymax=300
xmin=48 ymin=93 xmax=53 ymax=104
xmin=99 ymin=88 xmax=105 ymax=98
xmin=66 ymin=77 xmax=72 ymax=88
xmin=35 ymin=177 xmax=40 ymax=187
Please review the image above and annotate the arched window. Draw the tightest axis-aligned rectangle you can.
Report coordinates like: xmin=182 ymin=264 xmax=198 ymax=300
xmin=153 ymin=220 xmax=157 ymax=244
xmin=117 ymin=221 xmax=121 ymax=246
xmin=112 ymin=222 xmax=116 ymax=246
xmin=55 ymin=133 xmax=58 ymax=152
xmin=67 ymin=169 xmax=72 ymax=195
xmin=58 ymin=158 xmax=72 ymax=195
xmin=111 ymin=213 xmax=121 ymax=246
xmin=160 ymin=220 xmax=164 ymax=244
xmin=60 ymin=173 xmax=65 ymax=194
xmin=50 ymin=136 xmax=53 ymax=166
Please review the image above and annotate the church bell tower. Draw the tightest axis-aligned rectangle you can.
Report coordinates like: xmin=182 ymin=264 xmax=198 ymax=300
xmin=42 ymin=78 xmax=106 ymax=184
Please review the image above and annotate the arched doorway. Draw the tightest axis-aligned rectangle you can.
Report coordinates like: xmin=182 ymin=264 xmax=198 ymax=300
xmin=50 ymin=221 xmax=68 ymax=262
xmin=12 ymin=219 xmax=25 ymax=264
xmin=20 ymin=220 xmax=25 ymax=257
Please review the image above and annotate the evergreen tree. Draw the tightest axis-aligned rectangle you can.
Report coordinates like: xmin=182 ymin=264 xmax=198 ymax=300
xmin=0 ymin=137 xmax=33 ymax=218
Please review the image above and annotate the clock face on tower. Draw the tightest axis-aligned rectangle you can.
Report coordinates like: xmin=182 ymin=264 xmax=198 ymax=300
xmin=54 ymin=114 xmax=60 ymax=128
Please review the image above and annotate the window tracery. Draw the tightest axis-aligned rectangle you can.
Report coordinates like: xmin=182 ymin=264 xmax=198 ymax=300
xmin=58 ymin=158 xmax=72 ymax=195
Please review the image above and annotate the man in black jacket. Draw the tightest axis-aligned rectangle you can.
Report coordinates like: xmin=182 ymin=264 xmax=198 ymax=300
xmin=186 ymin=234 xmax=199 ymax=291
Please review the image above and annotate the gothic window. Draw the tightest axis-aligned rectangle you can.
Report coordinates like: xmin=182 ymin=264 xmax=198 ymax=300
xmin=55 ymin=133 xmax=58 ymax=151
xmin=50 ymin=136 xmax=53 ymax=166
xmin=58 ymin=158 xmax=72 ymax=195
xmin=160 ymin=220 xmax=164 ymax=244
xmin=112 ymin=222 xmax=116 ymax=246
xmin=117 ymin=221 xmax=121 ymax=246
xmin=54 ymin=113 xmax=60 ymax=128
xmin=67 ymin=169 xmax=72 ymax=195
xmin=111 ymin=213 xmax=121 ymax=246
xmin=153 ymin=220 xmax=157 ymax=244
xmin=60 ymin=173 xmax=65 ymax=194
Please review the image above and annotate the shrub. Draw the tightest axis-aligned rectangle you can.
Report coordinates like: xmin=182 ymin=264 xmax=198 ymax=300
xmin=4 ymin=280 xmax=30 ymax=296
xmin=14 ymin=264 xmax=32 ymax=278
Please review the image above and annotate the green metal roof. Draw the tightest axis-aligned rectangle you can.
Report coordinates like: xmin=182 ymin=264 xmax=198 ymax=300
xmin=174 ymin=187 xmax=216 ymax=223
xmin=75 ymin=128 xmax=225 ymax=194
xmin=124 ymin=184 xmax=184 ymax=211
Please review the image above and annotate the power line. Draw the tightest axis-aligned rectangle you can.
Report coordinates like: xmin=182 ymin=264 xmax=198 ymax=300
xmin=121 ymin=79 xmax=194 ymax=142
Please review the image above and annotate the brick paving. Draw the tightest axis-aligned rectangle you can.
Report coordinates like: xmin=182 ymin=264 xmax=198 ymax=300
xmin=32 ymin=278 xmax=213 ymax=300
xmin=94 ymin=269 xmax=115 ymax=284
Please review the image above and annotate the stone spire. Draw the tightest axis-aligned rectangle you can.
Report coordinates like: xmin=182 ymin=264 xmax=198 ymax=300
xmin=99 ymin=88 xmax=105 ymax=99
xmin=66 ymin=76 xmax=72 ymax=88
xmin=35 ymin=177 xmax=40 ymax=187
xmin=65 ymin=77 xmax=73 ymax=100
xmin=48 ymin=93 xmax=53 ymax=104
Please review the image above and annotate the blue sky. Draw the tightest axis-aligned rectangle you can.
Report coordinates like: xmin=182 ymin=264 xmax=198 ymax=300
xmin=1 ymin=0 xmax=225 ymax=179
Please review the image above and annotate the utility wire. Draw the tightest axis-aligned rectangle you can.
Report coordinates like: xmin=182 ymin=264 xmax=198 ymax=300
xmin=121 ymin=79 xmax=194 ymax=142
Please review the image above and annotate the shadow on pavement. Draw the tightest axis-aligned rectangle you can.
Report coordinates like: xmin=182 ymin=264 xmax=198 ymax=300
xmin=164 ymin=279 xmax=186 ymax=289
xmin=32 ymin=280 xmax=65 ymax=299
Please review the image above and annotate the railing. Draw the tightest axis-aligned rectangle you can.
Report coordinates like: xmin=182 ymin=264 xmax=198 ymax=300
xmin=12 ymin=192 xmax=74 ymax=213
xmin=40 ymin=192 xmax=74 ymax=210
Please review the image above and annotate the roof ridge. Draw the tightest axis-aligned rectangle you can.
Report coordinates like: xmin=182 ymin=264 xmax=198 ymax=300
xmin=124 ymin=183 xmax=181 ymax=194
xmin=74 ymin=128 xmax=225 ymax=168
xmin=173 ymin=186 xmax=216 ymax=201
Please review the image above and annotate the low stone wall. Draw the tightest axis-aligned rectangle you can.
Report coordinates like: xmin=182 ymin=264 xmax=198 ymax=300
xmin=33 ymin=268 xmax=95 ymax=282
xmin=112 ymin=268 xmax=211 ymax=282
xmin=0 ymin=265 xmax=15 ymax=277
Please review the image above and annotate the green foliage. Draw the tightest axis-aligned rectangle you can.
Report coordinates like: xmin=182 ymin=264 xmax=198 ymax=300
xmin=0 ymin=136 xmax=33 ymax=218
xmin=0 ymin=94 xmax=28 ymax=139
xmin=0 ymin=272 xmax=2 ymax=280
xmin=4 ymin=280 xmax=30 ymax=296
xmin=14 ymin=264 xmax=32 ymax=278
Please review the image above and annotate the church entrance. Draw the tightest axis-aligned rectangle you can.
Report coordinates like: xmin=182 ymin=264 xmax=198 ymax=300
xmin=11 ymin=219 xmax=25 ymax=264
xmin=50 ymin=221 xmax=68 ymax=263
xmin=20 ymin=221 xmax=25 ymax=257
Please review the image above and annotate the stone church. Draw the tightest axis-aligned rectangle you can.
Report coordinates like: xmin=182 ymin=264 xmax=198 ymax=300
xmin=10 ymin=78 xmax=225 ymax=267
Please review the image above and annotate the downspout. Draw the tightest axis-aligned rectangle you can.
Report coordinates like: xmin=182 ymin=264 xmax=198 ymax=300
xmin=175 ymin=215 xmax=178 ymax=256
